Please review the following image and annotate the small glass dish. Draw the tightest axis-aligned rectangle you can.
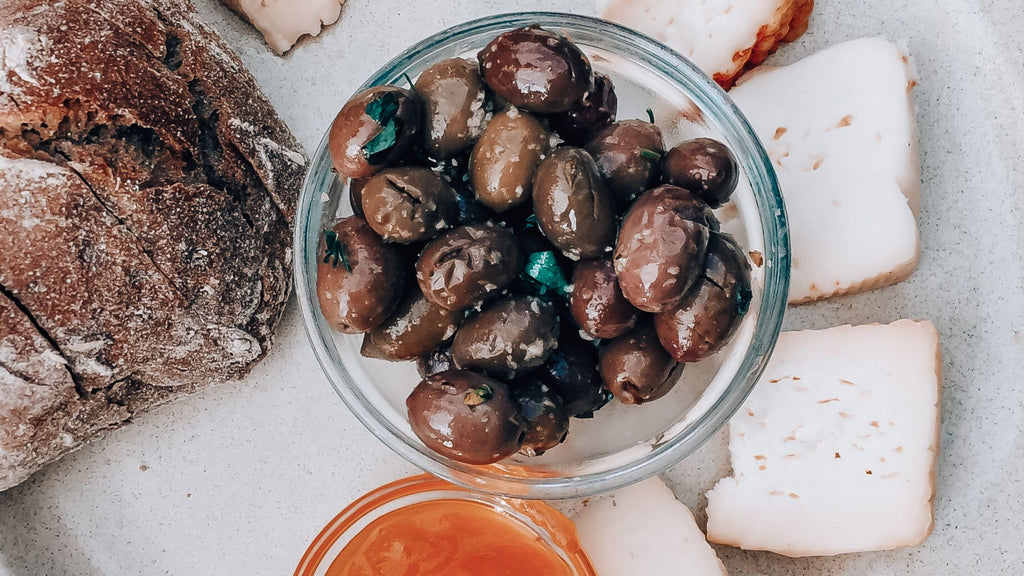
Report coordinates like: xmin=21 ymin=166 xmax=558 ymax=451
xmin=293 ymin=475 xmax=596 ymax=576
xmin=294 ymin=12 xmax=789 ymax=499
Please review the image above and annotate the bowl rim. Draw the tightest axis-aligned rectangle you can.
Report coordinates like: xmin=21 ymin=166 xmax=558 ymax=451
xmin=294 ymin=11 xmax=790 ymax=499
xmin=292 ymin=474 xmax=596 ymax=576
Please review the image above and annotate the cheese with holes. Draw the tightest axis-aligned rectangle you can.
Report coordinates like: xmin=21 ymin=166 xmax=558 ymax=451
xmin=729 ymin=38 xmax=921 ymax=303
xmin=574 ymin=477 xmax=728 ymax=575
xmin=596 ymin=0 xmax=813 ymax=87
xmin=220 ymin=0 xmax=345 ymax=54
xmin=706 ymin=320 xmax=941 ymax=557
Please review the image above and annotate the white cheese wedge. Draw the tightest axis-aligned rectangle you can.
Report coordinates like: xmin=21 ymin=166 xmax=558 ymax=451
xmin=729 ymin=38 xmax=922 ymax=303
xmin=221 ymin=0 xmax=345 ymax=54
xmin=574 ymin=477 xmax=729 ymax=575
xmin=706 ymin=320 xmax=941 ymax=557
xmin=596 ymin=0 xmax=813 ymax=87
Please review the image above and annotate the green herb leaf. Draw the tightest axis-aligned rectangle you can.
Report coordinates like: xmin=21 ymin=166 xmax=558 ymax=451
xmin=522 ymin=251 xmax=570 ymax=296
xmin=736 ymin=286 xmax=752 ymax=316
xmin=639 ymin=148 xmax=662 ymax=161
xmin=362 ymin=91 xmax=402 ymax=166
xmin=403 ymin=73 xmax=414 ymax=88
xmin=646 ymin=107 xmax=656 ymax=124
xmin=322 ymin=229 xmax=352 ymax=272
xmin=464 ymin=385 xmax=493 ymax=406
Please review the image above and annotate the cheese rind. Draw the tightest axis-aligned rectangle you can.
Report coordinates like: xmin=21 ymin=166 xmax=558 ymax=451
xmin=706 ymin=320 xmax=942 ymax=557
xmin=221 ymin=0 xmax=345 ymax=54
xmin=574 ymin=477 xmax=728 ymax=575
xmin=729 ymin=38 xmax=922 ymax=303
xmin=596 ymin=0 xmax=813 ymax=87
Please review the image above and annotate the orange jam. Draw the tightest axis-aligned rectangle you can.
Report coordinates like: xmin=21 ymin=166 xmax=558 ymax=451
xmin=327 ymin=499 xmax=575 ymax=576
xmin=295 ymin=475 xmax=594 ymax=576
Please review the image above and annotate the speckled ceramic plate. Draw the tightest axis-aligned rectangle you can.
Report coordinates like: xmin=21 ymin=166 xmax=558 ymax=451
xmin=1 ymin=1 xmax=1021 ymax=575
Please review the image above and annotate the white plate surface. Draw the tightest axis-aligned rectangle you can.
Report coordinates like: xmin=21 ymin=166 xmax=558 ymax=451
xmin=1 ymin=0 xmax=1022 ymax=574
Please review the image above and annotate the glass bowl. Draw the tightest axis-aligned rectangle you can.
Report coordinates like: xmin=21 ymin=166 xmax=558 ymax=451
xmin=294 ymin=12 xmax=789 ymax=499
xmin=293 ymin=475 xmax=596 ymax=576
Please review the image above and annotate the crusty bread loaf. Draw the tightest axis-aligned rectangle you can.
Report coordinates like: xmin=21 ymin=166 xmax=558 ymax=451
xmin=0 ymin=0 xmax=306 ymax=490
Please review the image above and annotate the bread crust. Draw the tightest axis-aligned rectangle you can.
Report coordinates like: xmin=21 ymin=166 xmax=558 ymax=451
xmin=0 ymin=0 xmax=306 ymax=490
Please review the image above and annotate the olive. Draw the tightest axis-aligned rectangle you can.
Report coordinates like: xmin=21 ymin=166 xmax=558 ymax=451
xmin=360 ymin=167 xmax=458 ymax=244
xmin=584 ymin=119 xmax=664 ymax=204
xmin=348 ymin=177 xmax=368 ymax=217
xmin=532 ymin=147 xmax=616 ymax=260
xmin=661 ymin=138 xmax=739 ymax=208
xmin=469 ymin=107 xmax=550 ymax=212
xmin=478 ymin=25 xmax=594 ymax=114
xmin=452 ymin=295 xmax=560 ymax=379
xmin=417 ymin=345 xmax=456 ymax=378
xmin=406 ymin=370 xmax=525 ymax=465
xmin=317 ymin=216 xmax=405 ymax=333
xmin=599 ymin=322 xmax=681 ymax=405
xmin=415 ymin=222 xmax=522 ymax=311
xmin=361 ymin=288 xmax=464 ymax=361
xmin=328 ymin=86 xmax=421 ymax=179
xmin=548 ymin=73 xmax=618 ymax=145
xmin=537 ymin=332 xmax=607 ymax=417
xmin=570 ymin=258 xmax=641 ymax=340
xmin=655 ymin=232 xmax=752 ymax=362
xmin=415 ymin=58 xmax=489 ymax=159
xmin=614 ymin=186 xmax=715 ymax=313
xmin=511 ymin=380 xmax=570 ymax=456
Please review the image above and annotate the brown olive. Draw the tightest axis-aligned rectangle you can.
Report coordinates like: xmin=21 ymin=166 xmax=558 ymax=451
xmin=406 ymin=370 xmax=525 ymax=465
xmin=417 ymin=345 xmax=456 ymax=378
xmin=360 ymin=167 xmax=458 ymax=244
xmin=570 ymin=258 xmax=641 ymax=340
xmin=655 ymin=232 xmax=752 ymax=362
xmin=452 ymin=295 xmax=560 ymax=379
xmin=469 ymin=107 xmax=550 ymax=212
xmin=415 ymin=222 xmax=523 ymax=311
xmin=478 ymin=25 xmax=594 ymax=114
xmin=599 ymin=322 xmax=681 ymax=405
xmin=328 ymin=86 xmax=421 ymax=179
xmin=317 ymin=216 xmax=405 ymax=333
xmin=548 ymin=73 xmax=618 ymax=146
xmin=538 ymin=331 xmax=607 ymax=417
xmin=415 ymin=58 xmax=490 ymax=159
xmin=348 ymin=177 xmax=368 ymax=218
xmin=361 ymin=288 xmax=464 ymax=361
xmin=511 ymin=380 xmax=570 ymax=456
xmin=584 ymin=119 xmax=664 ymax=204
xmin=532 ymin=147 xmax=616 ymax=260
xmin=661 ymin=138 xmax=739 ymax=208
xmin=614 ymin=185 xmax=715 ymax=313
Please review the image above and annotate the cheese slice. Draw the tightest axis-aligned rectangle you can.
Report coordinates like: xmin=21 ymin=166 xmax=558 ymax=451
xmin=729 ymin=38 xmax=922 ymax=303
xmin=596 ymin=0 xmax=813 ymax=87
xmin=574 ymin=477 xmax=729 ymax=575
xmin=220 ymin=0 xmax=345 ymax=54
xmin=706 ymin=320 xmax=941 ymax=557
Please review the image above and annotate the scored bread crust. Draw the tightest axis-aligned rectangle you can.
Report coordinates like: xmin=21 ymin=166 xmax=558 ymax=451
xmin=0 ymin=0 xmax=306 ymax=490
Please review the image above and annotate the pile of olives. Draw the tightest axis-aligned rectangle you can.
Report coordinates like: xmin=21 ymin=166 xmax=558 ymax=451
xmin=318 ymin=25 xmax=753 ymax=465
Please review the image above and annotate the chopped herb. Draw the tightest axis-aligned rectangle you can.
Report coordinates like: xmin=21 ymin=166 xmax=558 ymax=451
xmin=646 ymin=107 xmax=656 ymax=124
xmin=362 ymin=91 xmax=402 ymax=165
xmin=464 ymin=385 xmax=493 ymax=407
xmin=639 ymin=148 xmax=662 ymax=161
xmin=322 ymin=229 xmax=352 ymax=272
xmin=522 ymin=251 xmax=570 ymax=296
xmin=736 ymin=286 xmax=752 ymax=316
xmin=403 ymin=73 xmax=414 ymax=88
